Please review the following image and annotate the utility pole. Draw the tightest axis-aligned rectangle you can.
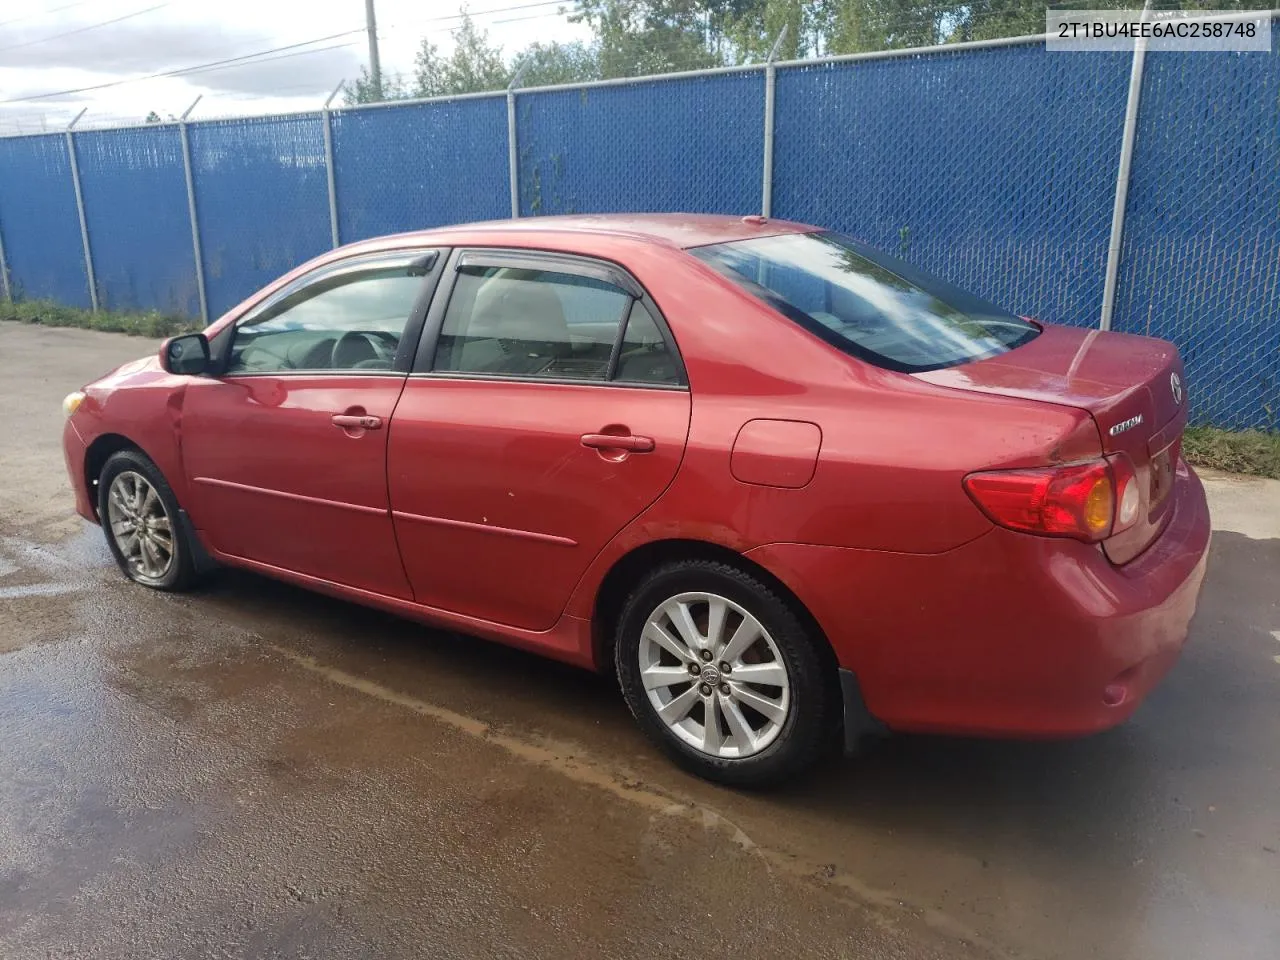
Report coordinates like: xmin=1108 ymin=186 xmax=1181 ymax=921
xmin=364 ymin=0 xmax=383 ymax=101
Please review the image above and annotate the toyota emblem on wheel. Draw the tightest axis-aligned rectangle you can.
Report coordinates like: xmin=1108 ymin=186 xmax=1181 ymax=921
xmin=1171 ymin=371 xmax=1183 ymax=405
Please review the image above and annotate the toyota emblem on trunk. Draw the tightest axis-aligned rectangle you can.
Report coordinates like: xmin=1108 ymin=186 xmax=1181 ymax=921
xmin=1170 ymin=372 xmax=1183 ymax=405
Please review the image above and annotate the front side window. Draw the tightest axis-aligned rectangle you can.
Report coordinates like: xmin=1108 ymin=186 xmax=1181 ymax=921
xmin=692 ymin=232 xmax=1038 ymax=373
xmin=227 ymin=260 xmax=427 ymax=375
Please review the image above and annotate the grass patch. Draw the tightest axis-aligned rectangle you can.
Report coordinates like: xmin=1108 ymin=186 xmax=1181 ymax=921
xmin=1183 ymin=426 xmax=1280 ymax=480
xmin=0 ymin=298 xmax=199 ymax=339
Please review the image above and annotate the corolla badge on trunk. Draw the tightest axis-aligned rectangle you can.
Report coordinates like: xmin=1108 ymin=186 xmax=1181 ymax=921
xmin=1171 ymin=372 xmax=1183 ymax=405
xmin=1109 ymin=413 xmax=1145 ymax=437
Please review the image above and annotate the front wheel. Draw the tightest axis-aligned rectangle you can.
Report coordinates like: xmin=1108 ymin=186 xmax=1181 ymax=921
xmin=614 ymin=560 xmax=838 ymax=787
xmin=98 ymin=449 xmax=198 ymax=591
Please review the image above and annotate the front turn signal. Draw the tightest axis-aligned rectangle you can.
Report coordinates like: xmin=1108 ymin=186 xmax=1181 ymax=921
xmin=62 ymin=391 xmax=85 ymax=418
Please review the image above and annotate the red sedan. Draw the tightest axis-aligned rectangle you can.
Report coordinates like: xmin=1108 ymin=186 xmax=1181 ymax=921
xmin=61 ymin=214 xmax=1211 ymax=786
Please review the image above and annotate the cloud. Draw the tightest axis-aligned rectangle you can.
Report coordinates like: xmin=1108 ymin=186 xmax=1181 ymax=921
xmin=0 ymin=23 xmax=361 ymax=104
xmin=1 ymin=22 xmax=265 ymax=73
xmin=184 ymin=44 xmax=362 ymax=97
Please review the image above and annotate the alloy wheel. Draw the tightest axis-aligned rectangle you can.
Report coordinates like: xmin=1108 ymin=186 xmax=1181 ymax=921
xmin=106 ymin=470 xmax=175 ymax=585
xmin=638 ymin=591 xmax=791 ymax=759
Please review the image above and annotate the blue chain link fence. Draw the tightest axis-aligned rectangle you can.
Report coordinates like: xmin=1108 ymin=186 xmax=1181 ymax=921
xmin=331 ymin=96 xmax=510 ymax=241
xmin=75 ymin=126 xmax=200 ymax=317
xmin=517 ymin=71 xmax=764 ymax=217
xmin=0 ymin=134 xmax=88 ymax=307
xmin=189 ymin=114 xmax=332 ymax=318
xmin=1111 ymin=19 xmax=1280 ymax=429
xmin=0 ymin=24 xmax=1275 ymax=428
xmin=774 ymin=45 xmax=1132 ymax=329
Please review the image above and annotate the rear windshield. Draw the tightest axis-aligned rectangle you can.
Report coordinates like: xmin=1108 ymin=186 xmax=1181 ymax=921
xmin=691 ymin=232 xmax=1038 ymax=373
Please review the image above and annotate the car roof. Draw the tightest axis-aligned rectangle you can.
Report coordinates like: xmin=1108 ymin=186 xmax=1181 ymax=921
xmin=205 ymin=213 xmax=821 ymax=332
xmin=370 ymin=213 xmax=819 ymax=251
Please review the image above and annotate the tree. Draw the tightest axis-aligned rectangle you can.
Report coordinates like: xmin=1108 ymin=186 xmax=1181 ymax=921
xmin=346 ymin=0 xmax=1256 ymax=108
xmin=145 ymin=111 xmax=163 ymax=124
xmin=415 ymin=11 xmax=510 ymax=96
xmin=572 ymin=0 xmax=726 ymax=78
xmin=343 ymin=65 xmax=410 ymax=106
xmin=821 ymin=0 xmax=949 ymax=52
xmin=511 ymin=41 xmax=602 ymax=87
xmin=721 ymin=0 xmax=812 ymax=61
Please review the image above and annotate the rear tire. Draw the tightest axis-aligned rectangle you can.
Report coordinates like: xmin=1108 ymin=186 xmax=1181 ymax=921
xmin=98 ymin=449 xmax=198 ymax=592
xmin=614 ymin=559 xmax=837 ymax=787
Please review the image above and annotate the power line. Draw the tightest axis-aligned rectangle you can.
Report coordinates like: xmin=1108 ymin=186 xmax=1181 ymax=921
xmin=0 ymin=0 xmax=581 ymax=105
xmin=181 ymin=39 xmax=359 ymax=79
xmin=0 ymin=0 xmax=99 ymax=31
xmin=0 ymin=2 xmax=172 ymax=55
xmin=388 ymin=0 xmax=576 ymax=31
xmin=0 ymin=29 xmax=365 ymax=104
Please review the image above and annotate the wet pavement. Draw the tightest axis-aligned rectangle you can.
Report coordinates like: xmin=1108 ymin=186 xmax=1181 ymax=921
xmin=2 ymin=321 xmax=1278 ymax=960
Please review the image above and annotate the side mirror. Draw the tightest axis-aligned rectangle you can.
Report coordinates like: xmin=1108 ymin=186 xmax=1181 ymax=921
xmin=160 ymin=333 xmax=210 ymax=375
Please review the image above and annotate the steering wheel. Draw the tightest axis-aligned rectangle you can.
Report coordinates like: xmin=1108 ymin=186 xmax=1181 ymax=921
xmin=332 ymin=331 xmax=398 ymax=369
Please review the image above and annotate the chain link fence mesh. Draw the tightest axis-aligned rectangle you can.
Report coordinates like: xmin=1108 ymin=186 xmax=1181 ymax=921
xmin=75 ymin=126 xmax=200 ymax=317
xmin=774 ymin=44 xmax=1132 ymax=329
xmin=517 ymin=71 xmax=764 ymax=217
xmin=0 ymin=24 xmax=1276 ymax=428
xmin=331 ymin=96 xmax=510 ymax=242
xmin=1111 ymin=20 xmax=1280 ymax=429
xmin=0 ymin=134 xmax=89 ymax=307
xmin=188 ymin=113 xmax=331 ymax=317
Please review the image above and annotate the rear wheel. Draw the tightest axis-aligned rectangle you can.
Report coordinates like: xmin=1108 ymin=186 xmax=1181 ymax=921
xmin=98 ymin=449 xmax=197 ymax=591
xmin=614 ymin=559 xmax=837 ymax=787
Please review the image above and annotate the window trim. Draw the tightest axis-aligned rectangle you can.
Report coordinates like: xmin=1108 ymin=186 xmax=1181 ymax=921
xmin=213 ymin=248 xmax=446 ymax=378
xmin=410 ymin=246 xmax=687 ymax=389
xmin=456 ymin=249 xmax=643 ymax=299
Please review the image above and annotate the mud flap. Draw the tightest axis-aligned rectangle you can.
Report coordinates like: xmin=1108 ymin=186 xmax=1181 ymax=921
xmin=178 ymin=508 xmax=218 ymax=575
xmin=839 ymin=667 xmax=887 ymax=756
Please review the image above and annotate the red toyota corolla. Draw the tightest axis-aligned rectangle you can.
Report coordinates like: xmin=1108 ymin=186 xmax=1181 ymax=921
xmin=61 ymin=214 xmax=1210 ymax=785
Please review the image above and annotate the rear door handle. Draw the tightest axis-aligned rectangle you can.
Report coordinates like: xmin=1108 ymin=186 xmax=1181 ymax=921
xmin=332 ymin=414 xmax=382 ymax=430
xmin=580 ymin=433 xmax=654 ymax=453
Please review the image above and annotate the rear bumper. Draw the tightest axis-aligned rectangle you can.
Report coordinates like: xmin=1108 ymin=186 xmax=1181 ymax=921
xmin=750 ymin=462 xmax=1211 ymax=739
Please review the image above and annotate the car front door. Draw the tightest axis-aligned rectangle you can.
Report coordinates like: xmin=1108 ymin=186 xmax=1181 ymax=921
xmin=387 ymin=249 xmax=691 ymax=630
xmin=181 ymin=250 xmax=443 ymax=597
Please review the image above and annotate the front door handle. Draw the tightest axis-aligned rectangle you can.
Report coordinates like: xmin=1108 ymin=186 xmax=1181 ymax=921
xmin=332 ymin=414 xmax=382 ymax=430
xmin=580 ymin=433 xmax=654 ymax=453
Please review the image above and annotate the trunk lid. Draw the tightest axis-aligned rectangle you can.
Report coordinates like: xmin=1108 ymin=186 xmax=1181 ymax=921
xmin=915 ymin=323 xmax=1188 ymax=562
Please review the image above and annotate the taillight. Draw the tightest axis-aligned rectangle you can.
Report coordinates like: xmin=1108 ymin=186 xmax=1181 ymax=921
xmin=963 ymin=455 xmax=1139 ymax=543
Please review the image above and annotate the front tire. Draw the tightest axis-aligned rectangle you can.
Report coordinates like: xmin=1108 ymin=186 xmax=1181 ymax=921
xmin=614 ymin=559 xmax=837 ymax=787
xmin=98 ymin=449 xmax=197 ymax=591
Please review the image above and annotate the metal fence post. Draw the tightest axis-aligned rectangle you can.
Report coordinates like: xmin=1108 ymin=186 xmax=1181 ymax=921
xmin=1099 ymin=3 xmax=1152 ymax=332
xmin=0 ymin=212 xmax=11 ymax=302
xmin=178 ymin=96 xmax=210 ymax=325
xmin=65 ymin=109 xmax=99 ymax=312
xmin=323 ymin=81 xmax=345 ymax=248
xmin=761 ymin=26 xmax=789 ymax=218
xmin=507 ymin=63 xmax=530 ymax=219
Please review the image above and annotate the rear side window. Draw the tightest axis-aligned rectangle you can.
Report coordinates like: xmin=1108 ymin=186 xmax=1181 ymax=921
xmin=433 ymin=264 xmax=682 ymax=385
xmin=691 ymin=232 xmax=1038 ymax=373
xmin=616 ymin=302 xmax=681 ymax=386
xmin=435 ymin=266 xmax=627 ymax=380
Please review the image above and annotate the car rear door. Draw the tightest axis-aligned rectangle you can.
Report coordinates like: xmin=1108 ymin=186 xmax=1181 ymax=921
xmin=387 ymin=248 xmax=690 ymax=631
xmin=181 ymin=249 xmax=443 ymax=597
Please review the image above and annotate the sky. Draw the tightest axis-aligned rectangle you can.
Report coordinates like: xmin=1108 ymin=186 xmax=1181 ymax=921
xmin=0 ymin=0 xmax=590 ymax=134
